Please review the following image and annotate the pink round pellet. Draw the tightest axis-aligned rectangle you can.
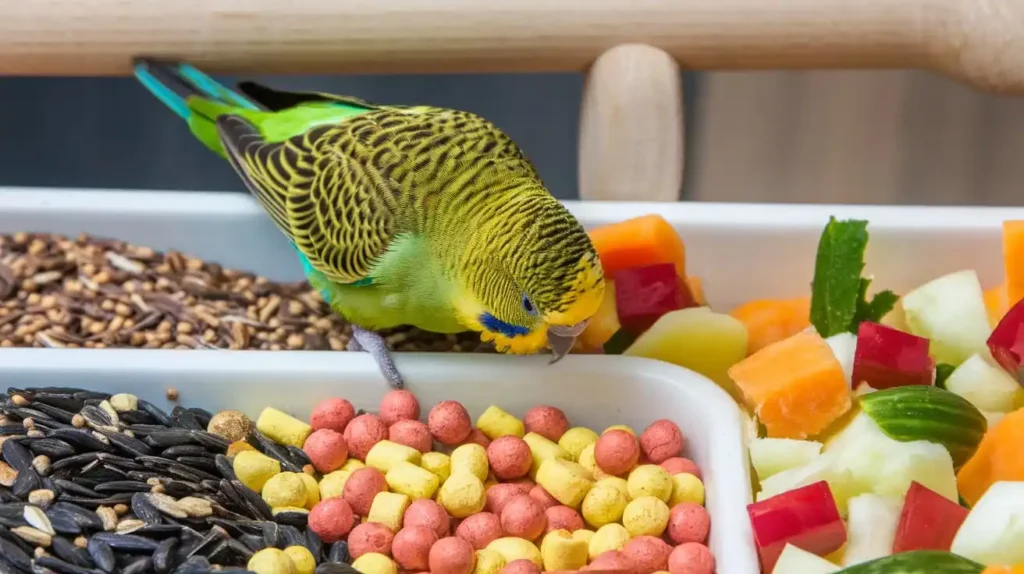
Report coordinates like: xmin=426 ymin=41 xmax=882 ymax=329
xmin=428 ymin=401 xmax=472 ymax=445
xmin=622 ymin=535 xmax=672 ymax=572
xmin=308 ymin=498 xmax=354 ymax=543
xmin=310 ymin=398 xmax=356 ymax=433
xmin=404 ymin=499 xmax=451 ymax=539
xmin=661 ymin=457 xmax=702 ymax=480
xmin=379 ymin=390 xmax=421 ymax=427
xmin=454 ymin=512 xmax=503 ymax=549
xmin=668 ymin=542 xmax=715 ymax=574
xmin=487 ymin=436 xmax=532 ymax=480
xmin=544 ymin=505 xmax=583 ymax=533
xmin=347 ymin=522 xmax=395 ymax=559
xmin=523 ymin=406 xmax=569 ymax=442
xmin=462 ymin=428 xmax=491 ymax=448
xmin=500 ymin=495 xmax=546 ymax=541
xmin=392 ymin=526 xmax=439 ymax=572
xmin=502 ymin=559 xmax=541 ymax=574
xmin=668 ymin=503 xmax=711 ymax=545
xmin=303 ymin=428 xmax=349 ymax=473
xmin=342 ymin=467 xmax=388 ymax=516
xmin=528 ymin=485 xmax=559 ymax=510
xmin=343 ymin=414 xmax=387 ymax=460
xmin=640 ymin=419 xmax=685 ymax=464
xmin=389 ymin=419 xmax=433 ymax=453
xmin=428 ymin=536 xmax=475 ymax=574
xmin=594 ymin=429 xmax=640 ymax=476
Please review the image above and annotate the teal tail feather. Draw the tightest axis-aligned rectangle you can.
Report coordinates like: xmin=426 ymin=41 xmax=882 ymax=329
xmin=132 ymin=58 xmax=262 ymax=156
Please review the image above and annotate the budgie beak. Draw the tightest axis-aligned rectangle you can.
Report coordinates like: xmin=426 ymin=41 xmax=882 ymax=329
xmin=547 ymin=321 xmax=588 ymax=364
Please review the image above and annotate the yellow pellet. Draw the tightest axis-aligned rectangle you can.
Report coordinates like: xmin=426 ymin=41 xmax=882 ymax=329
xmin=261 ymin=472 xmax=308 ymax=509
xmin=420 ymin=452 xmax=451 ymax=483
xmin=233 ymin=450 xmax=282 ymax=493
xmin=540 ymin=529 xmax=588 ymax=571
xmin=581 ymin=483 xmax=628 ymax=527
xmin=366 ymin=491 xmax=411 ymax=532
xmin=522 ymin=432 xmax=571 ymax=479
xmin=476 ymin=405 xmax=525 ymax=439
xmin=297 ymin=473 xmax=320 ymax=509
xmin=318 ymin=470 xmax=350 ymax=500
xmin=557 ymin=427 xmax=600 ymax=461
xmin=622 ymin=495 xmax=670 ymax=537
xmin=341 ymin=459 xmax=366 ymax=472
xmin=350 ymin=552 xmax=397 ymax=574
xmin=485 ymin=537 xmax=542 ymax=567
xmin=256 ymin=407 xmax=312 ymax=448
xmin=588 ymin=523 xmax=631 ymax=561
xmin=571 ymin=529 xmax=595 ymax=546
xmin=386 ymin=461 xmax=440 ymax=500
xmin=472 ymin=548 xmax=507 ymax=574
xmin=247 ymin=547 xmax=297 ymax=574
xmin=669 ymin=472 xmax=706 ymax=506
xmin=595 ymin=476 xmax=629 ymax=498
xmin=535 ymin=458 xmax=593 ymax=509
xmin=365 ymin=440 xmax=422 ymax=473
xmin=438 ymin=472 xmax=486 ymax=518
xmin=283 ymin=546 xmax=315 ymax=574
xmin=627 ymin=464 xmax=673 ymax=502
xmin=450 ymin=443 xmax=489 ymax=482
xmin=603 ymin=424 xmax=635 ymax=435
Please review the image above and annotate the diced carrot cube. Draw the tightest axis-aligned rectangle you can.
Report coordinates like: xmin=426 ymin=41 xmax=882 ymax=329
xmin=729 ymin=297 xmax=811 ymax=355
xmin=957 ymin=407 xmax=1024 ymax=506
xmin=588 ymin=214 xmax=686 ymax=278
xmin=985 ymin=282 xmax=1009 ymax=329
xmin=728 ymin=331 xmax=852 ymax=439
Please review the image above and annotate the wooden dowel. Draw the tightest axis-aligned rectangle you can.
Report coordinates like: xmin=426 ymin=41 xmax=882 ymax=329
xmin=579 ymin=44 xmax=685 ymax=201
xmin=3 ymin=0 xmax=1024 ymax=93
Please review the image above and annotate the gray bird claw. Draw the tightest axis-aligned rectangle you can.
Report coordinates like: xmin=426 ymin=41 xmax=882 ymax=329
xmin=351 ymin=326 xmax=405 ymax=389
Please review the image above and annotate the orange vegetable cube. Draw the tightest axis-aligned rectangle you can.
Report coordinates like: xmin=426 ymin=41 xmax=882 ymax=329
xmin=985 ymin=283 xmax=1009 ymax=328
xmin=728 ymin=331 xmax=852 ymax=439
xmin=578 ymin=279 xmax=621 ymax=351
xmin=686 ymin=276 xmax=706 ymax=306
xmin=956 ymin=407 xmax=1024 ymax=506
xmin=729 ymin=297 xmax=811 ymax=355
xmin=1004 ymin=221 xmax=1024 ymax=308
xmin=587 ymin=214 xmax=686 ymax=278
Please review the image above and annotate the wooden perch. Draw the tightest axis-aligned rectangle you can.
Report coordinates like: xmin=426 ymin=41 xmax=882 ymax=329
xmin=4 ymin=0 xmax=1024 ymax=93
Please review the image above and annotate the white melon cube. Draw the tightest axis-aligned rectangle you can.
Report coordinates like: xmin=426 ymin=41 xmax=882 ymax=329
xmin=750 ymin=438 xmax=823 ymax=481
xmin=902 ymin=270 xmax=990 ymax=365
xmin=826 ymin=332 xmax=858 ymax=385
xmin=842 ymin=493 xmax=902 ymax=567
xmin=951 ymin=481 xmax=1024 ymax=565
xmin=945 ymin=352 xmax=1022 ymax=413
xmin=772 ymin=544 xmax=840 ymax=574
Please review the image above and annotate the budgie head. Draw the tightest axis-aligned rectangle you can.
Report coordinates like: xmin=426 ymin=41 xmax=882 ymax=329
xmin=444 ymin=185 xmax=605 ymax=362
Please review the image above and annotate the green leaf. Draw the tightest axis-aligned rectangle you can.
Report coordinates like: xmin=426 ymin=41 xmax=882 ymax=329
xmin=810 ymin=217 xmax=869 ymax=337
xmin=850 ymin=277 xmax=899 ymax=330
xmin=935 ymin=363 xmax=956 ymax=389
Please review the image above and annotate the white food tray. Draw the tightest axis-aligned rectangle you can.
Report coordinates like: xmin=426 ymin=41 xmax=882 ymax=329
xmin=0 ymin=186 xmax=1018 ymax=573
xmin=0 ymin=349 xmax=756 ymax=573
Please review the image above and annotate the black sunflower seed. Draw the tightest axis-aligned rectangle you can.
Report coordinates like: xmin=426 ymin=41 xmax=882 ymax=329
xmin=152 ymin=537 xmax=179 ymax=574
xmin=0 ymin=558 xmax=21 ymax=574
xmin=174 ymin=457 xmax=216 ymax=475
xmin=0 ymin=427 xmax=26 ymax=437
xmin=51 ymin=536 xmax=90 ymax=568
xmin=25 ymin=439 xmax=75 ymax=460
xmin=131 ymin=524 xmax=183 ymax=538
xmin=89 ymin=532 xmax=159 ymax=553
xmin=126 ymin=424 xmax=169 ymax=437
xmin=51 ymin=481 xmax=96 ymax=499
xmin=144 ymin=431 xmax=195 ymax=449
xmin=247 ymin=432 xmax=302 ymax=472
xmin=213 ymin=457 xmax=235 ymax=482
xmin=260 ymin=521 xmax=279 ymax=549
xmin=304 ymin=528 xmax=321 ymax=561
xmin=159 ymin=446 xmax=206 ymax=458
xmin=117 ymin=411 xmax=156 ymax=426
xmin=187 ymin=432 xmax=227 ymax=453
xmin=97 ymin=432 xmax=153 ymax=458
xmin=44 ymin=511 xmax=81 ymax=535
xmin=46 ymin=430 xmax=109 ymax=453
xmin=77 ymin=406 xmax=112 ymax=429
xmin=85 ymin=539 xmax=115 ymax=573
xmin=279 ymin=525 xmax=305 ymax=548
xmin=121 ymin=556 xmax=152 ymax=574
xmin=93 ymin=481 xmax=149 ymax=494
xmin=33 ymin=555 xmax=96 ymax=574
xmin=285 ymin=446 xmax=312 ymax=468
xmin=272 ymin=511 xmax=308 ymax=528
xmin=8 ymin=408 xmax=49 ymax=421
xmin=29 ymin=394 xmax=83 ymax=414
xmin=56 ymin=494 xmax=133 ymax=507
xmin=171 ymin=408 xmax=202 ymax=432
xmin=26 ymin=404 xmax=75 ymax=425
xmin=328 ymin=540 xmax=351 ymax=563
xmin=48 ymin=503 xmax=103 ymax=530
xmin=68 ymin=391 xmax=107 ymax=403
xmin=183 ymin=526 xmax=226 ymax=559
xmin=237 ymin=534 xmax=264 ymax=552
xmin=222 ymin=538 xmax=252 ymax=562
xmin=48 ymin=453 xmax=99 ymax=472
xmin=186 ymin=409 xmax=213 ymax=429
xmin=130 ymin=493 xmax=163 ymax=524
xmin=11 ymin=469 xmax=40 ymax=497
xmin=2 ymin=440 xmax=33 ymax=472
xmin=230 ymin=481 xmax=271 ymax=520
xmin=171 ymin=556 xmax=210 ymax=574
xmin=0 ymin=536 xmax=32 ymax=571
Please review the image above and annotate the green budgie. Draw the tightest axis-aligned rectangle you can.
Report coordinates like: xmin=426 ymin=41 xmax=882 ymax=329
xmin=133 ymin=58 xmax=605 ymax=388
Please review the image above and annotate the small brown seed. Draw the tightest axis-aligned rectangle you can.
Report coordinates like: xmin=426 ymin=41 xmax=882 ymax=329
xmin=31 ymin=455 xmax=50 ymax=476
xmin=11 ymin=395 xmax=28 ymax=407
xmin=113 ymin=503 xmax=129 ymax=516
xmin=27 ymin=489 xmax=54 ymax=508
xmin=33 ymin=546 xmax=45 ymax=558
xmin=73 ymin=536 xmax=87 ymax=549
xmin=96 ymin=506 xmax=118 ymax=531
xmin=71 ymin=414 xmax=86 ymax=428
xmin=176 ymin=497 xmax=213 ymax=518
xmin=115 ymin=519 xmax=146 ymax=533
xmin=0 ymin=461 xmax=18 ymax=487
xmin=12 ymin=526 xmax=51 ymax=547
xmin=165 ymin=388 xmax=179 ymax=401
xmin=26 ymin=429 xmax=43 ymax=438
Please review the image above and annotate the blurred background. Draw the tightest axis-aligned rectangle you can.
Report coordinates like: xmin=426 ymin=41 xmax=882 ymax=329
xmin=1 ymin=69 xmax=1021 ymax=204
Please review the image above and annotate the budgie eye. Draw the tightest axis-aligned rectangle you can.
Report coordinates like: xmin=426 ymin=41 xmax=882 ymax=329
xmin=521 ymin=294 xmax=537 ymax=315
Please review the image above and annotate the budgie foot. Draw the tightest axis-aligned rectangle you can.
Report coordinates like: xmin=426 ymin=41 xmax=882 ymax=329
xmin=349 ymin=326 xmax=404 ymax=389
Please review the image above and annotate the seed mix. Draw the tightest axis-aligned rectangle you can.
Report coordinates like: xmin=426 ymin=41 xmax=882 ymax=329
xmin=0 ymin=232 xmax=490 ymax=353
xmin=0 ymin=387 xmax=361 ymax=574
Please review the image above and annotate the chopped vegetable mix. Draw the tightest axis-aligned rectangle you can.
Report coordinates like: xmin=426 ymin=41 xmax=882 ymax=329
xmin=579 ymin=213 xmax=1024 ymax=573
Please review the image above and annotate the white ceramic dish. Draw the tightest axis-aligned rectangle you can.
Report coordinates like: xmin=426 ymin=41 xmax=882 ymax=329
xmin=0 ymin=186 xmax=1016 ymax=573
xmin=0 ymin=348 xmax=756 ymax=573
